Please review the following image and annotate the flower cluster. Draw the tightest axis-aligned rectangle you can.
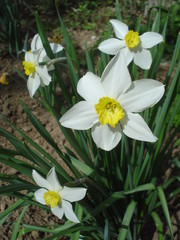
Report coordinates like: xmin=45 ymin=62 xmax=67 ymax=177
xmin=60 ymin=52 xmax=164 ymax=151
xmin=31 ymin=19 xmax=164 ymax=223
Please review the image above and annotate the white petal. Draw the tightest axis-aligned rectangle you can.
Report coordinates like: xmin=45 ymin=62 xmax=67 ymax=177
xmin=37 ymin=49 xmax=50 ymax=63
xmin=77 ymin=72 xmax=105 ymax=103
xmin=121 ymin=47 xmax=133 ymax=65
xmin=60 ymin=101 xmax=98 ymax=130
xmin=101 ymin=51 xmax=132 ymax=99
xmin=121 ymin=112 xmax=157 ymax=142
xmin=91 ymin=122 xmax=122 ymax=151
xmin=24 ymin=51 xmax=33 ymax=62
xmin=35 ymin=66 xmax=51 ymax=86
xmin=110 ymin=19 xmax=128 ymax=39
xmin=62 ymin=200 xmax=80 ymax=223
xmin=60 ymin=187 xmax=86 ymax=202
xmin=51 ymin=205 xmax=64 ymax=219
xmin=119 ymin=79 xmax=165 ymax=112
xmin=27 ymin=74 xmax=40 ymax=98
xmin=32 ymin=170 xmax=53 ymax=190
xmin=98 ymin=38 xmax=126 ymax=55
xmin=46 ymin=167 xmax=62 ymax=192
xmin=133 ymin=49 xmax=152 ymax=69
xmin=31 ymin=34 xmax=43 ymax=51
xmin=140 ymin=32 xmax=163 ymax=49
xmin=50 ymin=43 xmax=63 ymax=53
xmin=34 ymin=188 xmax=47 ymax=205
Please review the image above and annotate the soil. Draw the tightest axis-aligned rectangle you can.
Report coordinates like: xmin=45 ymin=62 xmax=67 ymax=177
xmin=0 ymin=2 xmax=179 ymax=240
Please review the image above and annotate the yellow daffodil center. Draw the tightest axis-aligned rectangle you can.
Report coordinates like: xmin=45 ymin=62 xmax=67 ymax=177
xmin=43 ymin=191 xmax=61 ymax=208
xmin=125 ymin=30 xmax=139 ymax=49
xmin=95 ymin=97 xmax=125 ymax=128
xmin=22 ymin=61 xmax=35 ymax=76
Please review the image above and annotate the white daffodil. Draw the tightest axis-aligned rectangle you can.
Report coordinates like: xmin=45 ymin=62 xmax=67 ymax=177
xmin=23 ymin=50 xmax=52 ymax=98
xmin=98 ymin=19 xmax=163 ymax=69
xmin=32 ymin=167 xmax=87 ymax=223
xmin=23 ymin=34 xmax=64 ymax=98
xmin=60 ymin=52 xmax=165 ymax=151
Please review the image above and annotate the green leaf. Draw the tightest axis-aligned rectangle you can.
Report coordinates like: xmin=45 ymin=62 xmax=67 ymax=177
xmin=71 ymin=157 xmax=94 ymax=176
xmin=104 ymin=219 xmax=110 ymax=240
xmin=55 ymin=0 xmax=79 ymax=72
xmin=151 ymin=211 xmax=165 ymax=240
xmin=85 ymin=43 xmax=94 ymax=73
xmin=125 ymin=183 xmax=155 ymax=195
xmin=118 ymin=200 xmax=136 ymax=240
xmin=11 ymin=205 xmax=29 ymax=240
xmin=70 ymin=203 xmax=83 ymax=240
xmin=35 ymin=12 xmax=54 ymax=59
xmin=115 ymin=0 xmax=122 ymax=21
xmin=157 ymin=186 xmax=174 ymax=239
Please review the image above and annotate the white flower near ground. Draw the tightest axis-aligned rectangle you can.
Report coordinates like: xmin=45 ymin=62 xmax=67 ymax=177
xmin=23 ymin=50 xmax=52 ymax=98
xmin=60 ymin=52 xmax=165 ymax=151
xmin=32 ymin=167 xmax=87 ymax=223
xmin=98 ymin=19 xmax=163 ymax=69
xmin=23 ymin=34 xmax=64 ymax=98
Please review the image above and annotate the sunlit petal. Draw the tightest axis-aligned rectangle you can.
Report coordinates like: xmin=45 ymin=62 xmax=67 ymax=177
xmin=121 ymin=47 xmax=133 ymax=65
xmin=91 ymin=122 xmax=122 ymax=151
xmin=121 ymin=112 xmax=157 ymax=142
xmin=35 ymin=66 xmax=51 ymax=86
xmin=118 ymin=79 xmax=165 ymax=112
xmin=27 ymin=73 xmax=40 ymax=98
xmin=60 ymin=101 xmax=98 ymax=130
xmin=51 ymin=205 xmax=64 ymax=219
xmin=134 ymin=49 xmax=152 ymax=69
xmin=98 ymin=38 xmax=125 ymax=55
xmin=110 ymin=19 xmax=128 ymax=39
xmin=34 ymin=188 xmax=47 ymax=205
xmin=32 ymin=170 xmax=53 ymax=190
xmin=46 ymin=168 xmax=62 ymax=191
xmin=101 ymin=51 xmax=131 ymax=99
xmin=140 ymin=32 xmax=163 ymax=49
xmin=62 ymin=200 xmax=80 ymax=223
xmin=60 ymin=187 xmax=87 ymax=202
xmin=77 ymin=72 xmax=105 ymax=103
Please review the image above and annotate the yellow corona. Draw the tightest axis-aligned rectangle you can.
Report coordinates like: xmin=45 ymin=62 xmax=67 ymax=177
xmin=95 ymin=97 xmax=125 ymax=128
xmin=125 ymin=30 xmax=140 ymax=49
xmin=22 ymin=61 xmax=35 ymax=76
xmin=43 ymin=191 xmax=61 ymax=208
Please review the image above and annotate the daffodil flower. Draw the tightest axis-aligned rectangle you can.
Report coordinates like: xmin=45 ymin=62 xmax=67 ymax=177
xmin=60 ymin=52 xmax=165 ymax=151
xmin=22 ymin=34 xmax=64 ymax=98
xmin=32 ymin=167 xmax=87 ymax=223
xmin=98 ymin=19 xmax=163 ymax=69
xmin=23 ymin=50 xmax=52 ymax=98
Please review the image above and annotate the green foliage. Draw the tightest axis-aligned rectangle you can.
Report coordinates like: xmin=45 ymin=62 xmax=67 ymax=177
xmin=63 ymin=0 xmax=115 ymax=31
xmin=0 ymin=0 xmax=23 ymax=56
